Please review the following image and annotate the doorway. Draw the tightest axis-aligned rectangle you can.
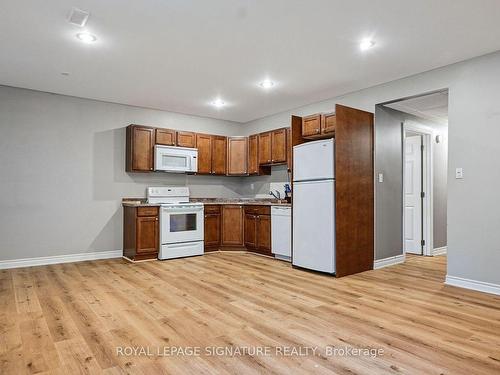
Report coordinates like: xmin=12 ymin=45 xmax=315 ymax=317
xmin=376 ymin=89 xmax=448 ymax=262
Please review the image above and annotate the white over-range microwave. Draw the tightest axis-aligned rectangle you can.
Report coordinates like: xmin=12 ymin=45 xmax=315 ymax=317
xmin=155 ymin=145 xmax=198 ymax=173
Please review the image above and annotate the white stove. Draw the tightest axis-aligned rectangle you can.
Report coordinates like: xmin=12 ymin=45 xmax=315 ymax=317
xmin=147 ymin=187 xmax=204 ymax=260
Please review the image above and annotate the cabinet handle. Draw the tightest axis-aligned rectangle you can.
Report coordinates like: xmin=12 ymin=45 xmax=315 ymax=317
xmin=316 ymin=129 xmax=320 ymax=133
xmin=155 ymin=218 xmax=158 ymax=221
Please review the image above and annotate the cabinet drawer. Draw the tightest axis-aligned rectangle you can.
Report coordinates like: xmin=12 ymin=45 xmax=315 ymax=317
xmin=204 ymin=205 xmax=221 ymax=214
xmin=137 ymin=206 xmax=159 ymax=217
xmin=244 ymin=206 xmax=270 ymax=215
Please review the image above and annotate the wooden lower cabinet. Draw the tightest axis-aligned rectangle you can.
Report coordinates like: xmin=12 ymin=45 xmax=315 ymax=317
xmin=244 ymin=213 xmax=258 ymax=249
xmin=244 ymin=206 xmax=272 ymax=256
xmin=256 ymin=214 xmax=271 ymax=254
xmin=204 ymin=205 xmax=221 ymax=252
xmin=123 ymin=206 xmax=159 ymax=261
xmin=221 ymin=205 xmax=244 ymax=248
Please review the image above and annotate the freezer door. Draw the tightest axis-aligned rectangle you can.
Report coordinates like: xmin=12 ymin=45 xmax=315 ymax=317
xmin=292 ymin=180 xmax=335 ymax=273
xmin=293 ymin=139 xmax=334 ymax=181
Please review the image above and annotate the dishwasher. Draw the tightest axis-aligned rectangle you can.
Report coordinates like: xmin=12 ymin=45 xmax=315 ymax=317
xmin=271 ymin=206 xmax=291 ymax=261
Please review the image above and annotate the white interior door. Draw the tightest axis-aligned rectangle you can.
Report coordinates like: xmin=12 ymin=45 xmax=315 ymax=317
xmin=404 ymin=135 xmax=423 ymax=254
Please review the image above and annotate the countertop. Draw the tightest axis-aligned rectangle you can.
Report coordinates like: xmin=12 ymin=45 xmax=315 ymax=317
xmin=122 ymin=198 xmax=291 ymax=207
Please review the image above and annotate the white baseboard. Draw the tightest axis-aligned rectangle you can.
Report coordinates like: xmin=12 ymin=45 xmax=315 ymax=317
xmin=432 ymin=246 xmax=447 ymax=256
xmin=0 ymin=250 xmax=122 ymax=270
xmin=373 ymin=254 xmax=406 ymax=269
xmin=445 ymin=275 xmax=500 ymax=296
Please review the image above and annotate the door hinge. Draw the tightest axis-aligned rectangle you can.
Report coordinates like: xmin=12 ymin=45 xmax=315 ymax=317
xmin=421 ymin=239 xmax=426 ymax=246
xmin=421 ymin=191 xmax=425 ymax=198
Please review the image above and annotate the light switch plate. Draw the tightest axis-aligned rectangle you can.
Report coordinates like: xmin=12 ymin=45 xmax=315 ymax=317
xmin=378 ymin=173 xmax=384 ymax=183
xmin=455 ymin=168 xmax=463 ymax=179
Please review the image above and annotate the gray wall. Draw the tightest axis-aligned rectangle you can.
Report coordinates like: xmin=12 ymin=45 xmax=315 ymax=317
xmin=0 ymin=86 xmax=243 ymax=261
xmin=244 ymin=51 xmax=500 ymax=285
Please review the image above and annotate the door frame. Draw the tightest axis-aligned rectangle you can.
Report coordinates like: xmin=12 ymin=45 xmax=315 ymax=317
xmin=402 ymin=120 xmax=434 ymax=256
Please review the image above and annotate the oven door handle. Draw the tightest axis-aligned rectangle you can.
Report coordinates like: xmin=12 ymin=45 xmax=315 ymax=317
xmin=161 ymin=206 xmax=204 ymax=213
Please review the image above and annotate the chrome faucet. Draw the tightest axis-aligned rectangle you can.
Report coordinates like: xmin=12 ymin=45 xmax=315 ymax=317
xmin=269 ymin=190 xmax=281 ymax=200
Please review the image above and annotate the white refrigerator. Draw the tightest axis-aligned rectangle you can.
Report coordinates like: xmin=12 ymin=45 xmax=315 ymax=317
xmin=292 ymin=138 xmax=335 ymax=273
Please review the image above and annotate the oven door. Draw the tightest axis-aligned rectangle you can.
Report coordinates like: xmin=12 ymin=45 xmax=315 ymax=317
xmin=155 ymin=145 xmax=197 ymax=173
xmin=160 ymin=205 xmax=204 ymax=244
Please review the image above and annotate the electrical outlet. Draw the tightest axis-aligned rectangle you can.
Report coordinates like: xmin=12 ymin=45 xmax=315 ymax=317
xmin=378 ymin=173 xmax=384 ymax=183
xmin=455 ymin=168 xmax=463 ymax=179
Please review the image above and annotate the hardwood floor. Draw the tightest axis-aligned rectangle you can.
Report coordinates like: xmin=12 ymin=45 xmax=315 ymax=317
xmin=1 ymin=253 xmax=499 ymax=374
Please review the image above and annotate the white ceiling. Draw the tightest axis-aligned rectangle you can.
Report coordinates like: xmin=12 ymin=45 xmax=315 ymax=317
xmin=385 ymin=91 xmax=449 ymax=124
xmin=1 ymin=1 xmax=499 ymax=123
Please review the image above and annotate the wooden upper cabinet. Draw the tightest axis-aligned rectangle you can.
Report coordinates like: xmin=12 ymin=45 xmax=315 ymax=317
xmin=227 ymin=137 xmax=248 ymax=175
xmin=271 ymin=128 xmax=287 ymax=164
xmin=126 ymin=125 xmax=155 ymax=172
xmin=248 ymin=135 xmax=259 ymax=175
xmin=258 ymin=132 xmax=272 ymax=165
xmin=212 ymin=136 xmax=227 ymax=175
xmin=221 ymin=205 xmax=244 ymax=247
xmin=177 ymin=131 xmax=196 ymax=148
xmin=302 ymin=114 xmax=321 ymax=137
xmin=196 ymin=134 xmax=212 ymax=174
xmin=286 ymin=128 xmax=292 ymax=171
xmin=155 ymin=128 xmax=176 ymax=146
xmin=322 ymin=112 xmax=336 ymax=134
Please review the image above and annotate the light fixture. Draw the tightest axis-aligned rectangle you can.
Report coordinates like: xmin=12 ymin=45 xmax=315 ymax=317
xmin=211 ymin=98 xmax=226 ymax=108
xmin=76 ymin=32 xmax=97 ymax=43
xmin=360 ymin=39 xmax=375 ymax=51
xmin=259 ymin=79 xmax=275 ymax=89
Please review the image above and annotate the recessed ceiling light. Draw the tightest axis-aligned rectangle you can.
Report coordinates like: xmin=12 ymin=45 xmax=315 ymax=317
xmin=360 ymin=39 xmax=375 ymax=51
xmin=259 ymin=79 xmax=275 ymax=89
xmin=211 ymin=99 xmax=226 ymax=108
xmin=76 ymin=32 xmax=97 ymax=43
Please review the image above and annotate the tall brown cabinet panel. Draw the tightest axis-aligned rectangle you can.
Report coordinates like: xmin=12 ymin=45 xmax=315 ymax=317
xmin=126 ymin=125 xmax=155 ymax=172
xmin=334 ymin=104 xmax=374 ymax=277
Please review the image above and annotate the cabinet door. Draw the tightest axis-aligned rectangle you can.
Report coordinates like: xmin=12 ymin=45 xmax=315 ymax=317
xmin=155 ymin=128 xmax=176 ymax=146
xmin=258 ymin=132 xmax=272 ymax=165
xmin=127 ymin=125 xmax=155 ymax=172
xmin=321 ymin=112 xmax=336 ymax=134
xmin=227 ymin=137 xmax=248 ymax=175
xmin=221 ymin=206 xmax=244 ymax=247
xmin=204 ymin=209 xmax=221 ymax=251
xmin=286 ymin=128 xmax=292 ymax=171
xmin=302 ymin=114 xmax=321 ymax=137
xmin=271 ymin=128 xmax=287 ymax=163
xmin=244 ymin=214 xmax=257 ymax=249
xmin=177 ymin=131 xmax=196 ymax=148
xmin=248 ymin=135 xmax=259 ymax=175
xmin=136 ymin=216 xmax=159 ymax=254
xmin=257 ymin=215 xmax=272 ymax=255
xmin=212 ymin=136 xmax=227 ymax=175
xmin=196 ymin=134 xmax=212 ymax=174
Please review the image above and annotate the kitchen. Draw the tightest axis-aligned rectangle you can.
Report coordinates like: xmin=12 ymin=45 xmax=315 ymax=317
xmin=2 ymin=1 xmax=500 ymax=374
xmin=122 ymin=104 xmax=373 ymax=278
